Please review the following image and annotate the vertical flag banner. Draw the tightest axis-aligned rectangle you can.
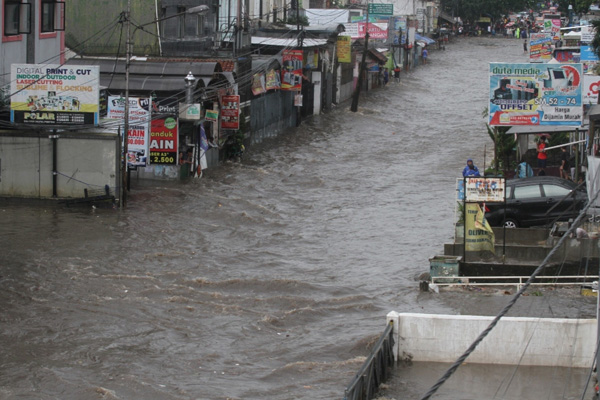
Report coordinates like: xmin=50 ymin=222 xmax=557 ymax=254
xmin=337 ymin=35 xmax=352 ymax=63
xmin=465 ymin=203 xmax=495 ymax=253
xmin=489 ymin=63 xmax=583 ymax=126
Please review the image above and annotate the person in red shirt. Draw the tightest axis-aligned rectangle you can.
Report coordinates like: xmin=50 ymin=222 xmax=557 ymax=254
xmin=537 ymin=136 xmax=547 ymax=168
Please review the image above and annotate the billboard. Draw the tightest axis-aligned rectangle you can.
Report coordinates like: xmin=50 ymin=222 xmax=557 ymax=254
xmin=10 ymin=64 xmax=99 ymax=125
xmin=221 ymin=95 xmax=240 ymax=130
xmin=489 ymin=63 xmax=583 ymax=126
xmin=544 ymin=18 xmax=560 ymax=41
xmin=108 ymin=96 xmax=151 ymax=167
xmin=529 ymin=33 xmax=552 ymax=63
xmin=282 ymin=50 xmax=303 ymax=91
xmin=150 ymin=117 xmax=178 ymax=165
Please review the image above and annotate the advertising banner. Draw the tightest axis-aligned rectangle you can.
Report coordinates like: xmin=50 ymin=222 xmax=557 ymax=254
xmin=529 ymin=33 xmax=552 ymax=63
xmin=581 ymin=25 xmax=595 ymax=44
xmin=337 ymin=35 xmax=352 ymax=63
xmin=265 ymin=69 xmax=281 ymax=90
xmin=544 ymin=18 xmax=561 ymax=41
xmin=282 ymin=50 xmax=303 ymax=91
xmin=252 ymin=72 xmax=266 ymax=95
xmin=10 ymin=64 xmax=99 ymax=125
xmin=108 ymin=96 xmax=151 ymax=167
xmin=465 ymin=203 xmax=495 ymax=253
xmin=221 ymin=95 xmax=240 ymax=130
xmin=205 ymin=109 xmax=218 ymax=121
xmin=583 ymin=74 xmax=600 ymax=105
xmin=465 ymin=177 xmax=505 ymax=203
xmin=489 ymin=63 xmax=583 ymax=126
xmin=150 ymin=117 xmax=178 ymax=165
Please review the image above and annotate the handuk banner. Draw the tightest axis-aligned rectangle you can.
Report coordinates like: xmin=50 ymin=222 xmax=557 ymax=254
xmin=489 ymin=63 xmax=583 ymax=126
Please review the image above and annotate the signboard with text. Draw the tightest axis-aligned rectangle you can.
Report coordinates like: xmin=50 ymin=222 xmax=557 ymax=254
xmin=10 ymin=64 xmax=99 ymax=125
xmin=221 ymin=95 xmax=240 ymax=130
xmin=489 ymin=63 xmax=583 ymax=126
xmin=108 ymin=96 xmax=151 ymax=167
xmin=465 ymin=177 xmax=505 ymax=203
xmin=150 ymin=117 xmax=178 ymax=165
xmin=529 ymin=33 xmax=552 ymax=63
xmin=368 ymin=3 xmax=393 ymax=15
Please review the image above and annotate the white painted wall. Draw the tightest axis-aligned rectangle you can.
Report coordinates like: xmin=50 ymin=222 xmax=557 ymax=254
xmin=387 ymin=312 xmax=596 ymax=368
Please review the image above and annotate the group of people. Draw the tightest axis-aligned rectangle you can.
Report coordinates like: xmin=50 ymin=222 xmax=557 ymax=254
xmin=461 ymin=136 xmax=584 ymax=182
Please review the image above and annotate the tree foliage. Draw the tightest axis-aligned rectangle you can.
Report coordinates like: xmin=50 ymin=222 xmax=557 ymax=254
xmin=440 ymin=0 xmax=536 ymax=22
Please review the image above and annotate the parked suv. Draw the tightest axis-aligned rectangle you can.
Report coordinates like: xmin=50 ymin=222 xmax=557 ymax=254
xmin=485 ymin=176 xmax=587 ymax=228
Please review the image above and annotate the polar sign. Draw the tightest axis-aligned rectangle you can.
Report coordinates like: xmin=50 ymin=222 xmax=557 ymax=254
xmin=10 ymin=64 xmax=100 ymax=125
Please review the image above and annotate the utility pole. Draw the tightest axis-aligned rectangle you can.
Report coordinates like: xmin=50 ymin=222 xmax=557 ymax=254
xmin=350 ymin=2 xmax=369 ymax=112
xmin=122 ymin=0 xmax=131 ymax=207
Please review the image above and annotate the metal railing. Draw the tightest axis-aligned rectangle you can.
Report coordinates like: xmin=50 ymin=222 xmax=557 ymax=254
xmin=344 ymin=321 xmax=395 ymax=400
xmin=431 ymin=275 xmax=598 ymax=290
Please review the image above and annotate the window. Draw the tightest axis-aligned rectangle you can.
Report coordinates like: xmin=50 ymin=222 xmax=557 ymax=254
xmin=3 ymin=0 xmax=30 ymax=36
xmin=196 ymin=14 xmax=204 ymax=36
xmin=513 ymin=184 xmax=541 ymax=200
xmin=177 ymin=6 xmax=185 ymax=38
xmin=542 ymin=184 xmax=571 ymax=198
xmin=40 ymin=0 xmax=65 ymax=34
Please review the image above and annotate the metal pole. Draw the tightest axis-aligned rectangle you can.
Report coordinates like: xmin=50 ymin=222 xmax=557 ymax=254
xmin=51 ymin=133 xmax=58 ymax=198
xmin=350 ymin=2 xmax=369 ymax=112
xmin=122 ymin=0 xmax=131 ymax=207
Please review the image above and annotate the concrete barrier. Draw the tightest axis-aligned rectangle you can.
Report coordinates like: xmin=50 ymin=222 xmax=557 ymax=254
xmin=387 ymin=312 xmax=595 ymax=368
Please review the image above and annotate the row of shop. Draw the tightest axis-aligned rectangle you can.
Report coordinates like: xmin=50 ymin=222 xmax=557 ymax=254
xmin=0 ymin=28 xmax=438 ymax=201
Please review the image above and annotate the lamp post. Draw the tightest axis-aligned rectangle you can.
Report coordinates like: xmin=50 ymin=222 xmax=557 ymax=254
xmin=121 ymin=3 xmax=209 ymax=207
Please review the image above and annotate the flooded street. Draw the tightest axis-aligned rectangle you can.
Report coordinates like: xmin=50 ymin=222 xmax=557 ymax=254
xmin=1 ymin=37 xmax=597 ymax=400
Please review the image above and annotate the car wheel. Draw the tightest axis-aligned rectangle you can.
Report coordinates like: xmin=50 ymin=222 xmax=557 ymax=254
xmin=503 ymin=218 xmax=518 ymax=228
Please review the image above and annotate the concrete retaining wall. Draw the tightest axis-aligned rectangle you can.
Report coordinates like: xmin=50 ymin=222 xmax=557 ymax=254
xmin=387 ymin=312 xmax=595 ymax=367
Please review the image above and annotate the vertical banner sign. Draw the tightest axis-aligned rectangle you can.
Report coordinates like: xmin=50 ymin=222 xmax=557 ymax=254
xmin=465 ymin=203 xmax=495 ymax=253
xmin=489 ymin=63 xmax=583 ymax=126
xmin=544 ymin=18 xmax=561 ymax=41
xmin=583 ymin=74 xmax=600 ymax=105
xmin=281 ymin=50 xmax=303 ymax=91
xmin=150 ymin=117 xmax=178 ymax=165
xmin=221 ymin=95 xmax=240 ymax=130
xmin=337 ymin=35 xmax=352 ymax=63
xmin=529 ymin=33 xmax=552 ymax=63
xmin=108 ymin=96 xmax=151 ymax=167
xmin=10 ymin=64 xmax=99 ymax=125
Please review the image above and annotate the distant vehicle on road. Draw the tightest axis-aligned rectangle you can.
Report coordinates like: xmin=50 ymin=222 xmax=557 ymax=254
xmin=485 ymin=176 xmax=587 ymax=228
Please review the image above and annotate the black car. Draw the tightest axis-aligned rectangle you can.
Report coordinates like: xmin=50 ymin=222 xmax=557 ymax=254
xmin=484 ymin=176 xmax=587 ymax=228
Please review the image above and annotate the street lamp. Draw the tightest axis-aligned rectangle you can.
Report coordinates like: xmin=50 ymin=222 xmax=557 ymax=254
xmin=121 ymin=3 xmax=209 ymax=206
xmin=184 ymin=71 xmax=197 ymax=105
